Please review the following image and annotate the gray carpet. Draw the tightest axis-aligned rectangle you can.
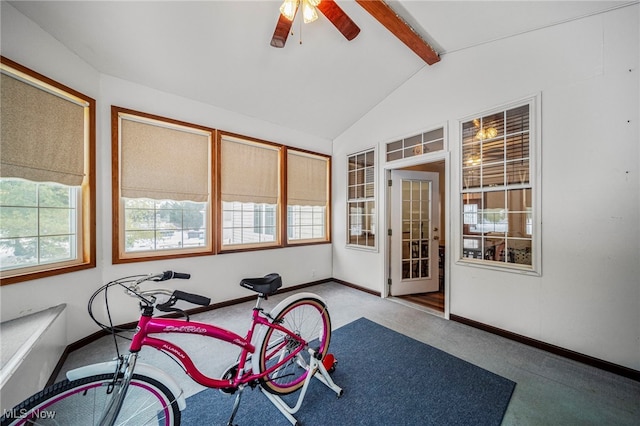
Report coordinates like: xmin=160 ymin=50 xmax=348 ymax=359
xmin=183 ymin=317 xmax=516 ymax=425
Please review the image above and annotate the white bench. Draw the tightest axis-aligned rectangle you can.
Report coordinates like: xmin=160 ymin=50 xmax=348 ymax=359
xmin=0 ymin=304 xmax=67 ymax=412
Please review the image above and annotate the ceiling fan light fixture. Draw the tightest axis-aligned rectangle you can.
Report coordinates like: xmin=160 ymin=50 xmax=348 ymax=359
xmin=302 ymin=0 xmax=319 ymax=23
xmin=280 ymin=0 xmax=299 ymax=21
xmin=475 ymin=127 xmax=498 ymax=140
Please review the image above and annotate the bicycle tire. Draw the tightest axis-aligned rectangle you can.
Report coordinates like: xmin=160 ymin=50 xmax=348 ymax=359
xmin=0 ymin=373 xmax=181 ymax=426
xmin=257 ymin=296 xmax=332 ymax=395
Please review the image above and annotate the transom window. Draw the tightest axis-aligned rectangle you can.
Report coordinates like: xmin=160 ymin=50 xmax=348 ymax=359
xmin=0 ymin=57 xmax=95 ymax=284
xmin=386 ymin=128 xmax=444 ymax=162
xmin=347 ymin=149 xmax=376 ymax=248
xmin=461 ymin=102 xmax=536 ymax=270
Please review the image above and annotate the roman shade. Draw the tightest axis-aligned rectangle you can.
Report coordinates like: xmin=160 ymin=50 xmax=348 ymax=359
xmin=0 ymin=72 xmax=86 ymax=186
xmin=120 ymin=116 xmax=210 ymax=202
xmin=220 ymin=137 xmax=279 ymax=204
xmin=287 ymin=151 xmax=328 ymax=206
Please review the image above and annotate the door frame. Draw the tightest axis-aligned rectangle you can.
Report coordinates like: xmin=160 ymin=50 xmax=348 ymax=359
xmin=383 ymin=151 xmax=451 ymax=319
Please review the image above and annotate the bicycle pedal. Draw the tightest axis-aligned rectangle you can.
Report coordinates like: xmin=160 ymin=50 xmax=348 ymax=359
xmin=322 ymin=353 xmax=337 ymax=373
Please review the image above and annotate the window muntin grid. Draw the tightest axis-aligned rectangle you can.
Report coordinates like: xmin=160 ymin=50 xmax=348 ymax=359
xmin=347 ymin=149 xmax=376 ymax=248
xmin=461 ymin=104 xmax=533 ymax=268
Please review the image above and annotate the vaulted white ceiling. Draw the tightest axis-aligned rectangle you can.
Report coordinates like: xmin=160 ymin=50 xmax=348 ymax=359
xmin=8 ymin=1 xmax=631 ymax=140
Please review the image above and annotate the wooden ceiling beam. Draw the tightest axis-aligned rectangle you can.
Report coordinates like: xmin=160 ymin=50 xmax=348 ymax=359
xmin=355 ymin=0 xmax=440 ymax=65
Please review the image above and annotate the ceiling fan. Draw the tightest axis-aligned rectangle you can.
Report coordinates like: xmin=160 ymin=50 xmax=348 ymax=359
xmin=270 ymin=0 xmax=361 ymax=48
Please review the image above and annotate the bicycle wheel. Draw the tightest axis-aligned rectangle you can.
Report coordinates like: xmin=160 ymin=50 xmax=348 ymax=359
xmin=0 ymin=373 xmax=181 ymax=426
xmin=258 ymin=296 xmax=332 ymax=395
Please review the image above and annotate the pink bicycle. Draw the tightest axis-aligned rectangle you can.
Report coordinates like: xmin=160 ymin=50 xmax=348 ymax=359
xmin=1 ymin=271 xmax=342 ymax=426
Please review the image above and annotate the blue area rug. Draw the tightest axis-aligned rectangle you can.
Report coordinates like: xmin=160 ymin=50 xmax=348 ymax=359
xmin=182 ymin=317 xmax=515 ymax=425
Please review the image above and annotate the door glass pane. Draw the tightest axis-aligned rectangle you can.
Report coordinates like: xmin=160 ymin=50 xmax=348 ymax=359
xmin=400 ymin=179 xmax=431 ymax=280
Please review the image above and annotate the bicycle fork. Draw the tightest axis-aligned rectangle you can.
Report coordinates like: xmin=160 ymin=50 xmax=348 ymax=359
xmin=98 ymin=352 xmax=139 ymax=426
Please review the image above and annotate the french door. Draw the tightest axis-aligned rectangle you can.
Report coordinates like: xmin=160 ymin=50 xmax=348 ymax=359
xmin=390 ymin=170 xmax=440 ymax=296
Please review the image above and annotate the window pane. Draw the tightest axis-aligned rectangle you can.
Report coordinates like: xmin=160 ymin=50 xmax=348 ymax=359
xmin=425 ymin=139 xmax=444 ymax=153
xmin=462 ymin=167 xmax=481 ymax=189
xmin=506 ymin=105 xmax=529 ymax=133
xmin=39 ymin=185 xmax=71 ymax=208
xmin=40 ymin=235 xmax=73 ymax=263
xmin=482 ymin=163 xmax=505 ymax=187
xmin=2 ymin=237 xmax=38 ymax=269
xmin=507 ymin=188 xmax=531 ymax=211
xmin=0 ymin=179 xmax=79 ymax=273
xmin=506 ymin=133 xmax=529 ymax=161
xmin=387 ymin=140 xmax=403 ymax=152
xmin=125 ymin=208 xmax=155 ymax=230
xmin=39 ymin=208 xmax=72 ymax=236
xmin=123 ymin=199 xmax=207 ymax=252
xmin=423 ymin=128 xmax=444 ymax=143
xmin=0 ymin=179 xmax=38 ymax=207
xmin=507 ymin=239 xmax=532 ymax=266
xmin=386 ymin=150 xmax=403 ymax=162
xmin=288 ymin=205 xmax=326 ymax=241
xmin=482 ymin=139 xmax=504 ymax=164
xmin=223 ymin=202 xmax=277 ymax=246
xmin=507 ymin=161 xmax=529 ymax=185
xmin=480 ymin=112 xmax=505 ymax=139
xmin=1 ymin=207 xmax=38 ymax=237
xmin=484 ymin=191 xmax=505 ymax=210
xmin=507 ymin=213 xmax=530 ymax=237
xmin=462 ymin=120 xmax=478 ymax=145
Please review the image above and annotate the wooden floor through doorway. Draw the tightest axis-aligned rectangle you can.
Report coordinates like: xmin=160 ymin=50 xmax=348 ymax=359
xmin=398 ymin=291 xmax=444 ymax=312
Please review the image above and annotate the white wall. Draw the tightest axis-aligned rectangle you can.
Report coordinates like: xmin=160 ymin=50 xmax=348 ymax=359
xmin=0 ymin=3 xmax=332 ymax=343
xmin=333 ymin=6 xmax=639 ymax=370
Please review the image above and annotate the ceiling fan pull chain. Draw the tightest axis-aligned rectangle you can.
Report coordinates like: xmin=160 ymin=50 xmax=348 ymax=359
xmin=299 ymin=11 xmax=303 ymax=44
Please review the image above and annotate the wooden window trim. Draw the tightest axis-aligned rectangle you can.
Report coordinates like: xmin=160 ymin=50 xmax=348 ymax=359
xmin=0 ymin=56 xmax=96 ymax=285
xmin=111 ymin=106 xmax=216 ymax=264
xmin=285 ymin=147 xmax=332 ymax=245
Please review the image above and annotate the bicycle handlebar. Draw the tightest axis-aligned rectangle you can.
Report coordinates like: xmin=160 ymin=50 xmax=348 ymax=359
xmin=89 ymin=270 xmax=210 ymax=336
xmin=130 ymin=271 xmax=211 ymax=309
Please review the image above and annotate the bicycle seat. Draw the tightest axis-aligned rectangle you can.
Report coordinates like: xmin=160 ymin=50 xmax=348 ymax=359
xmin=240 ymin=273 xmax=282 ymax=296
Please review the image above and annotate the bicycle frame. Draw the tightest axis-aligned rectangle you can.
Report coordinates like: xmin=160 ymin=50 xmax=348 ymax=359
xmin=128 ymin=304 xmax=305 ymax=390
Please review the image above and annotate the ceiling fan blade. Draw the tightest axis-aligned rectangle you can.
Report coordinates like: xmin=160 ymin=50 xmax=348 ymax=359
xmin=317 ymin=0 xmax=360 ymax=41
xmin=271 ymin=12 xmax=296 ymax=48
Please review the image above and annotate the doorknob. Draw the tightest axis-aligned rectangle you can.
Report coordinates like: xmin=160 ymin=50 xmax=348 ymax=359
xmin=433 ymin=236 xmax=440 ymax=240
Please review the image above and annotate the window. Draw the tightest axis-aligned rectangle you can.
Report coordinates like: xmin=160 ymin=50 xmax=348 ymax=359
xmin=461 ymin=102 xmax=536 ymax=269
xmin=347 ymin=149 xmax=376 ymax=248
xmin=287 ymin=150 xmax=330 ymax=243
xmin=0 ymin=57 xmax=95 ymax=284
xmin=113 ymin=107 xmax=214 ymax=262
xmin=386 ymin=128 xmax=444 ymax=162
xmin=220 ymin=134 xmax=280 ymax=249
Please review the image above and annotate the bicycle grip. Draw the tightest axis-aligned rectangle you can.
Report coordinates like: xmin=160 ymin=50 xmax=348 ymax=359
xmin=173 ymin=290 xmax=210 ymax=306
xmin=161 ymin=271 xmax=191 ymax=280
xmin=172 ymin=272 xmax=191 ymax=279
